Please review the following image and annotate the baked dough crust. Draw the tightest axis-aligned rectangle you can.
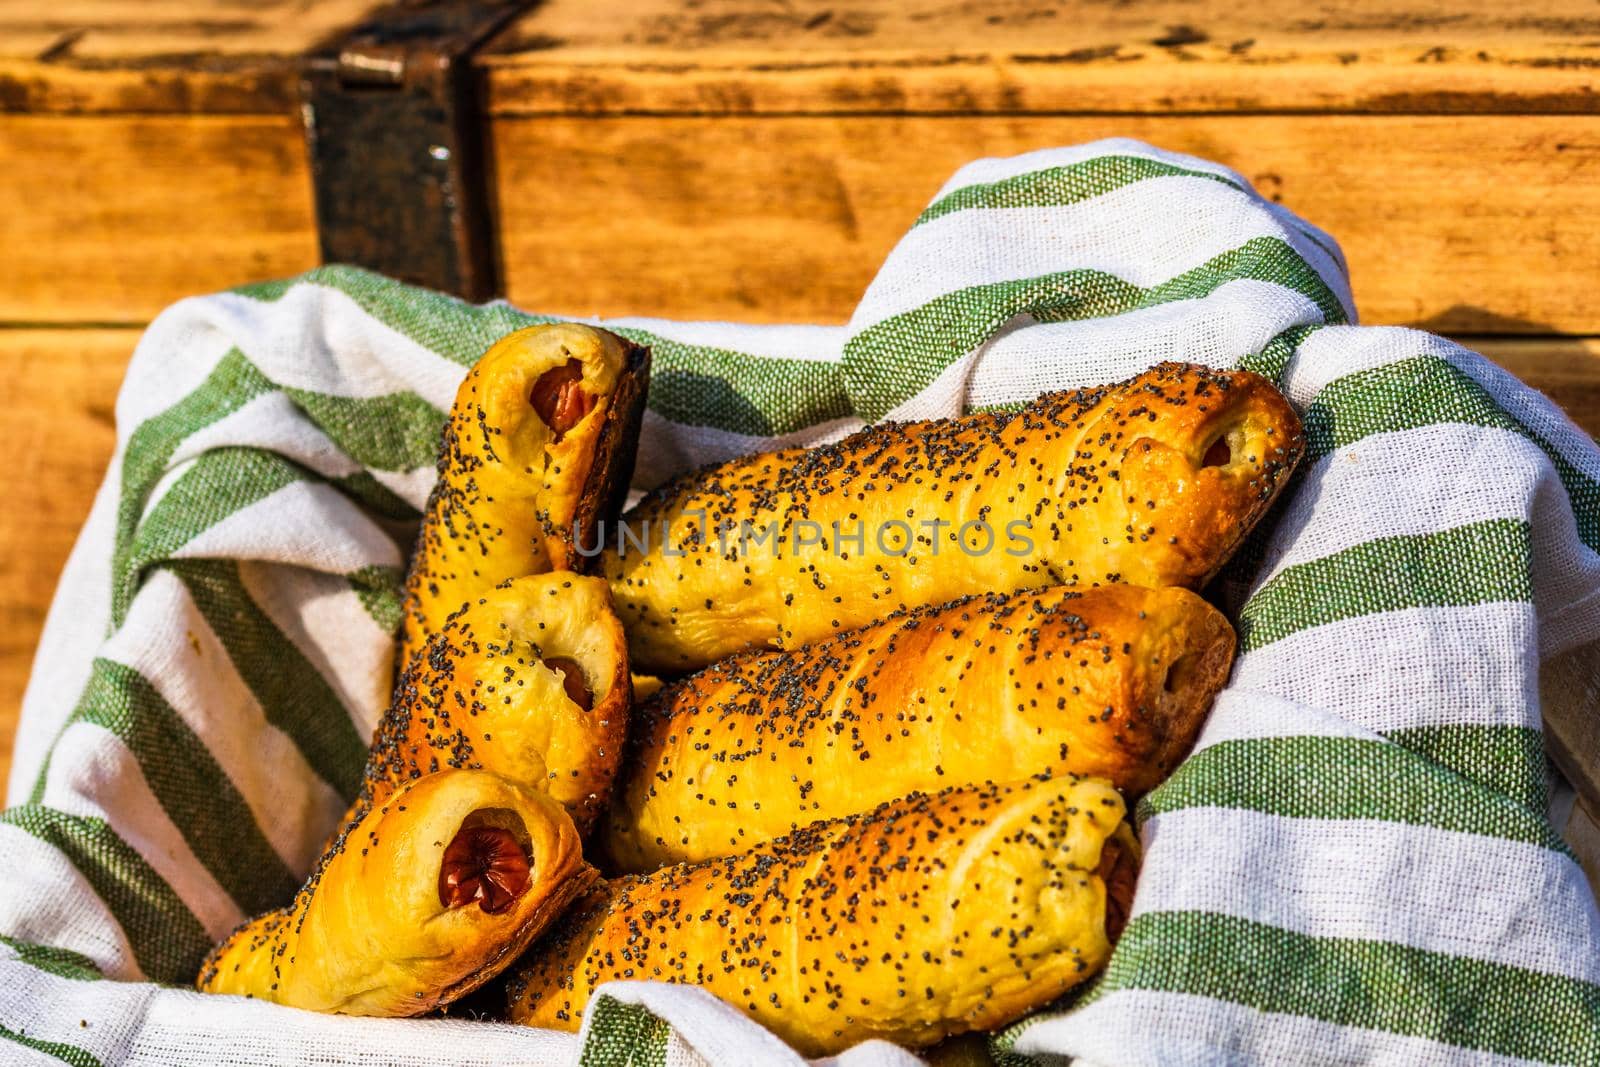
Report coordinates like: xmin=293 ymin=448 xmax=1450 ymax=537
xmin=364 ymin=573 xmax=630 ymax=837
xmin=604 ymin=583 xmax=1232 ymax=871
xmin=604 ymin=362 xmax=1300 ymax=672
xmin=198 ymin=770 xmax=593 ymax=1016
xmin=401 ymin=323 xmax=649 ymax=662
xmin=507 ymin=775 xmax=1136 ymax=1056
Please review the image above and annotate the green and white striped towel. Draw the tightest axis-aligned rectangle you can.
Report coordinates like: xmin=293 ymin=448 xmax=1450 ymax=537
xmin=3 ymin=138 xmax=1598 ymax=1066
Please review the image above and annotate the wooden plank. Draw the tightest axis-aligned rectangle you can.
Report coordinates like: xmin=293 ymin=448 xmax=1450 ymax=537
xmin=0 ymin=0 xmax=383 ymax=114
xmin=5 ymin=2 xmax=1599 ymax=331
xmin=17 ymin=110 xmax=1597 ymax=336
xmin=1564 ymin=798 xmax=1600 ymax=903
xmin=0 ymin=113 xmax=319 ymax=324
xmin=2 ymin=0 xmax=1599 ymax=118
xmin=1469 ymin=335 xmax=1600 ymax=438
xmin=0 ymin=0 xmax=382 ymax=62
xmin=491 ymin=112 xmax=1600 ymax=335
xmin=0 ymin=327 xmax=133 ymax=793
xmin=4 ymin=109 xmax=1598 ymax=342
xmin=0 ymin=326 xmax=1591 ymax=791
xmin=482 ymin=0 xmax=1600 ymax=116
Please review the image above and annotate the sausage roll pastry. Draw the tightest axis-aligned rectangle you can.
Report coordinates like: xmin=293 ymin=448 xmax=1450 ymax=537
xmin=604 ymin=584 xmax=1230 ymax=872
xmin=507 ymin=775 xmax=1137 ymax=1056
xmin=402 ymin=323 xmax=649 ymax=657
xmin=604 ymin=361 xmax=1300 ymax=671
xmin=198 ymin=770 xmax=594 ymax=1016
xmin=365 ymin=572 xmax=629 ymax=838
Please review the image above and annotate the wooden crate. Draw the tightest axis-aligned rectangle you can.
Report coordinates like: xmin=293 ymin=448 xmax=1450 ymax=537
xmin=4 ymin=0 xmax=1600 ymax=786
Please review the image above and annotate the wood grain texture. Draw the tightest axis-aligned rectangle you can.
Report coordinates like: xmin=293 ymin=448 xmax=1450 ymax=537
xmin=0 ymin=113 xmax=319 ymax=324
xmin=0 ymin=328 xmax=132 ymax=793
xmin=492 ymin=113 xmax=1600 ymax=334
xmin=481 ymin=0 xmax=1600 ymax=116
xmin=12 ymin=108 xmax=1597 ymax=333
xmin=1567 ymin=799 xmax=1600 ymax=901
xmin=1470 ymin=335 xmax=1600 ymax=436
xmin=6 ymin=0 xmax=1600 ymax=117
xmin=0 ymin=326 xmax=1591 ymax=791
xmin=0 ymin=0 xmax=383 ymax=114
xmin=4 ymin=1 xmax=1599 ymax=333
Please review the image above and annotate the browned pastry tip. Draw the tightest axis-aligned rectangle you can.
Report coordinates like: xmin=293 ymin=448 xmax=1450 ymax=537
xmin=1097 ymin=825 xmax=1142 ymax=943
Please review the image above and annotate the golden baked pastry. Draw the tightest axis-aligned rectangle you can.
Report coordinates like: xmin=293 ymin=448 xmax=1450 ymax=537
xmin=198 ymin=770 xmax=593 ymax=1016
xmin=603 ymin=361 xmax=1300 ymax=672
xmin=629 ymin=672 xmax=665 ymax=702
xmin=364 ymin=573 xmax=630 ymax=837
xmin=401 ymin=323 xmax=649 ymax=659
xmin=507 ymin=775 xmax=1136 ymax=1056
xmin=604 ymin=583 xmax=1231 ymax=872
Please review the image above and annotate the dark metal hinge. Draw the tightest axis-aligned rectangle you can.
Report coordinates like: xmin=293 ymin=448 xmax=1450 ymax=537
xmin=300 ymin=1 xmax=531 ymax=301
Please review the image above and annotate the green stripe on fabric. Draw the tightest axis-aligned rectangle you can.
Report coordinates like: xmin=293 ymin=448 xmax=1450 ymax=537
xmin=168 ymin=560 xmax=368 ymax=801
xmin=989 ymin=1049 xmax=1039 ymax=1067
xmin=1099 ymin=911 xmax=1600 ymax=1063
xmin=1140 ymin=735 xmax=1569 ymax=854
xmin=331 ymin=472 xmax=422 ymax=523
xmin=282 ymin=387 xmax=445 ymax=473
xmin=579 ymin=996 xmax=671 ymax=1067
xmin=1304 ymin=354 xmax=1600 ymax=551
xmin=1038 ymin=237 xmax=1345 ymax=328
xmin=971 ymin=322 xmax=1325 ymax=423
xmin=1384 ymin=724 xmax=1547 ymax=813
xmin=843 ymin=235 xmax=1346 ymax=422
xmin=1238 ymin=519 xmax=1532 ymax=653
xmin=116 ymin=447 xmax=303 ymax=622
xmin=113 ymin=347 xmax=427 ymax=620
xmin=0 ymin=1024 xmax=104 ymax=1067
xmin=243 ymin=265 xmax=852 ymax=436
xmin=988 ymin=981 xmax=1098 ymax=1063
xmin=1237 ymin=322 xmax=1322 ymax=384
xmin=26 ymin=659 xmax=298 ymax=917
xmin=231 ymin=277 xmax=295 ymax=302
xmin=917 ymin=155 xmax=1239 ymax=224
xmin=348 ymin=565 xmax=405 ymax=636
xmin=0 ymin=806 xmax=210 ymax=983
xmin=915 ymin=154 xmax=1347 ymax=269
xmin=113 ymin=351 xmax=276 ymax=625
xmin=236 ymin=265 xmax=550 ymax=367
xmin=0 ymin=936 xmax=102 ymax=982
xmin=609 ymin=329 xmax=852 ymax=438
xmin=846 ymin=272 xmax=1134 ymax=422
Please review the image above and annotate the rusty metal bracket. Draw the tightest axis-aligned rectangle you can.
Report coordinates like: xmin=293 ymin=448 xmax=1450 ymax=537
xmin=301 ymin=1 xmax=530 ymax=301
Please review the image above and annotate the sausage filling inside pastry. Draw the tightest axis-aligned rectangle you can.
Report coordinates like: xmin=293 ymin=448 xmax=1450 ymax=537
xmin=198 ymin=770 xmax=594 ymax=1016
